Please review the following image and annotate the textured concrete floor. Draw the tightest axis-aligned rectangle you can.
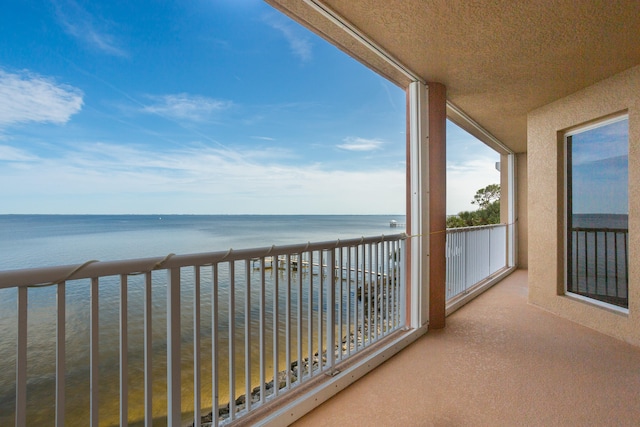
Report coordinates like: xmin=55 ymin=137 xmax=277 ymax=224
xmin=293 ymin=270 xmax=640 ymax=427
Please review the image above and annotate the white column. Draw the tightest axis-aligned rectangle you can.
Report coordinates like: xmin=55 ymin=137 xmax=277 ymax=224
xmin=409 ymin=81 xmax=430 ymax=328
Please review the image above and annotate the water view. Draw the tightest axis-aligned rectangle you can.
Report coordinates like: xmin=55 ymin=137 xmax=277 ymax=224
xmin=0 ymin=214 xmax=405 ymax=426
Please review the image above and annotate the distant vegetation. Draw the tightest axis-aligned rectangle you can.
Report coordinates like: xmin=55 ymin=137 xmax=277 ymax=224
xmin=447 ymin=184 xmax=500 ymax=228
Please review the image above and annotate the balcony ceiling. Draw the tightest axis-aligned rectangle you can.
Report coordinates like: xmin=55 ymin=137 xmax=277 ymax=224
xmin=266 ymin=0 xmax=640 ymax=153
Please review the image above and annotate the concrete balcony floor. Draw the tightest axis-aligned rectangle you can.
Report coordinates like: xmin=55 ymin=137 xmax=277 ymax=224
xmin=293 ymin=270 xmax=640 ymax=426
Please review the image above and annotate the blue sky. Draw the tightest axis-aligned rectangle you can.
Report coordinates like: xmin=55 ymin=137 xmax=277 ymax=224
xmin=571 ymin=118 xmax=628 ymax=214
xmin=0 ymin=0 xmax=498 ymax=215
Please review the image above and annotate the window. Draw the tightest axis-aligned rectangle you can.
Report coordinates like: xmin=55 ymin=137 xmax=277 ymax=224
xmin=566 ymin=114 xmax=629 ymax=309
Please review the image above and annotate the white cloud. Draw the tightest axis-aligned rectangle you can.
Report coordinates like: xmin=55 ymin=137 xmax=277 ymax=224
xmin=266 ymin=17 xmax=312 ymax=63
xmin=0 ymin=142 xmax=405 ymax=214
xmin=447 ymin=157 xmax=500 ymax=214
xmin=0 ymin=70 xmax=83 ymax=127
xmin=337 ymin=137 xmax=384 ymax=152
xmin=141 ymin=94 xmax=232 ymax=121
xmin=0 ymin=145 xmax=38 ymax=161
xmin=54 ymin=0 xmax=127 ymax=57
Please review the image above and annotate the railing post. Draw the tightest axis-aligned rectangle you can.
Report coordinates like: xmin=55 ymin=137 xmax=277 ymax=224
xmin=120 ymin=275 xmax=129 ymax=427
xmin=90 ymin=278 xmax=99 ymax=427
xmin=167 ymin=267 xmax=181 ymax=427
xmin=193 ymin=267 xmax=201 ymax=427
xmin=327 ymin=249 xmax=336 ymax=372
xmin=16 ymin=286 xmax=27 ymax=427
xmin=144 ymin=273 xmax=153 ymax=427
xmin=56 ymin=282 xmax=66 ymax=427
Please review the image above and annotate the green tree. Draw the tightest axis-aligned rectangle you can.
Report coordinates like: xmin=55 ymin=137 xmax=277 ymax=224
xmin=447 ymin=184 xmax=501 ymax=228
xmin=472 ymin=183 xmax=500 ymax=209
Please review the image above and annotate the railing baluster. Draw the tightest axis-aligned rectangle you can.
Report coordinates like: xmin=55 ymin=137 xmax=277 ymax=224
xmin=297 ymin=253 xmax=303 ymax=384
xmin=623 ymin=232 xmax=628 ymax=294
xmin=384 ymin=241 xmax=390 ymax=334
xmin=337 ymin=247 xmax=343 ymax=361
xmin=346 ymin=247 xmax=352 ymax=357
xmin=244 ymin=260 xmax=251 ymax=412
xmin=228 ymin=262 xmax=236 ymax=420
xmin=589 ymin=231 xmax=595 ymax=295
xmin=604 ymin=232 xmax=609 ymax=297
xmin=120 ymin=275 xmax=128 ymax=427
xmin=194 ymin=267 xmax=202 ymax=427
xmin=307 ymin=251 xmax=313 ymax=378
xmin=273 ymin=255 xmax=279 ymax=396
xmin=16 ymin=286 xmax=27 ymax=427
xmin=400 ymin=239 xmax=405 ymax=327
xmin=212 ymin=264 xmax=219 ymax=427
xmin=393 ymin=240 xmax=399 ymax=328
xmin=358 ymin=245 xmax=363 ymax=351
xmin=144 ymin=272 xmax=152 ymax=427
xmin=388 ymin=241 xmax=393 ymax=331
xmin=90 ymin=277 xmax=99 ymax=427
xmin=167 ymin=268 xmax=181 ymax=427
xmin=326 ymin=249 xmax=335 ymax=372
xmin=259 ymin=257 xmax=266 ymax=403
xmin=285 ymin=253 xmax=292 ymax=389
xmin=367 ymin=243 xmax=372 ymax=345
xmin=56 ymin=282 xmax=66 ymax=427
xmin=374 ymin=243 xmax=379 ymax=341
xmin=318 ymin=251 xmax=323 ymax=372
xmin=607 ymin=231 xmax=620 ymax=297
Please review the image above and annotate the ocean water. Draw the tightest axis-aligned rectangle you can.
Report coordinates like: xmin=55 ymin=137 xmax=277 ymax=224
xmin=0 ymin=214 xmax=405 ymax=271
xmin=0 ymin=214 xmax=404 ymax=426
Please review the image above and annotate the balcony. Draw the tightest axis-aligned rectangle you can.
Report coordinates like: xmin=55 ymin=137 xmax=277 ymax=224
xmin=10 ymin=225 xmax=628 ymax=427
xmin=293 ymin=269 xmax=640 ymax=426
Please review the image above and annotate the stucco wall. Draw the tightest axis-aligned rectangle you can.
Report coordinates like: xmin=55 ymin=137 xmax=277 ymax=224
xmin=528 ymin=65 xmax=640 ymax=346
xmin=517 ymin=153 xmax=528 ymax=269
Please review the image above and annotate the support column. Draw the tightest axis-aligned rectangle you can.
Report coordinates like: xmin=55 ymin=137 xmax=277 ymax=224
xmin=427 ymin=83 xmax=447 ymax=329
xmin=407 ymin=81 xmax=447 ymax=330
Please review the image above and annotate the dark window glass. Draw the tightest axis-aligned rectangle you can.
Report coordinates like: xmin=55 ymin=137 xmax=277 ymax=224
xmin=566 ymin=116 xmax=628 ymax=308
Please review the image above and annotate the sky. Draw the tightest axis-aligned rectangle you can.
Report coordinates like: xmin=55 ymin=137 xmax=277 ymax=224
xmin=570 ymin=117 xmax=628 ymax=214
xmin=0 ymin=0 xmax=498 ymax=215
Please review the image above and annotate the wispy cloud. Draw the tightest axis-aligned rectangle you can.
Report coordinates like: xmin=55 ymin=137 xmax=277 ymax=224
xmin=0 ymin=142 xmax=404 ymax=214
xmin=252 ymin=136 xmax=276 ymax=141
xmin=337 ymin=137 xmax=384 ymax=152
xmin=0 ymin=145 xmax=38 ymax=162
xmin=0 ymin=69 xmax=83 ymax=128
xmin=141 ymin=93 xmax=233 ymax=121
xmin=447 ymin=157 xmax=500 ymax=214
xmin=571 ymin=118 xmax=628 ymax=165
xmin=265 ymin=16 xmax=312 ymax=63
xmin=54 ymin=0 xmax=127 ymax=57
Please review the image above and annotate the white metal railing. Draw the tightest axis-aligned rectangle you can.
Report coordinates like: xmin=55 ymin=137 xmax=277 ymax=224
xmin=0 ymin=234 xmax=406 ymax=427
xmin=445 ymin=224 xmax=507 ymax=300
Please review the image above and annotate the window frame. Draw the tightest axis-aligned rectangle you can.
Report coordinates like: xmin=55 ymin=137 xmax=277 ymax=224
xmin=564 ymin=113 xmax=629 ymax=312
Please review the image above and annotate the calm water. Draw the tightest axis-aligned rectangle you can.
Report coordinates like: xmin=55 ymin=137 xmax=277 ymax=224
xmin=0 ymin=215 xmax=404 ymax=426
xmin=0 ymin=214 xmax=405 ymax=270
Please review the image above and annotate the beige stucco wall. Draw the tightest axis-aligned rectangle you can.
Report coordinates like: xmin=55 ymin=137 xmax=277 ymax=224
xmin=528 ymin=65 xmax=640 ymax=346
xmin=517 ymin=153 xmax=528 ymax=269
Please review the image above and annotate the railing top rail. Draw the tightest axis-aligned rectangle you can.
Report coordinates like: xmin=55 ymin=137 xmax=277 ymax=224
xmin=446 ymin=223 xmax=506 ymax=233
xmin=0 ymin=233 xmax=407 ymax=289
xmin=571 ymin=226 xmax=629 ymax=233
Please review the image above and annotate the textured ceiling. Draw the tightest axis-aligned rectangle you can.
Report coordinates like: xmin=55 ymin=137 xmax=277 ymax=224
xmin=266 ymin=0 xmax=640 ymax=153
